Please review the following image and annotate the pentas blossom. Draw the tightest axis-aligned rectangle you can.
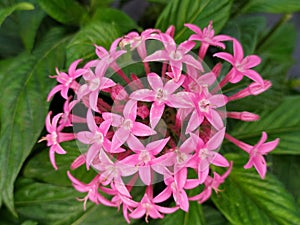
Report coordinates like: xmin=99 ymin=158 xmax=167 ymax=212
xmin=41 ymin=21 xmax=279 ymax=223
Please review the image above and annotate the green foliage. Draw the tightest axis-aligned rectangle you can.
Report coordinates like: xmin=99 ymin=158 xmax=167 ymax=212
xmin=156 ymin=0 xmax=232 ymax=42
xmin=240 ymin=0 xmax=300 ymax=13
xmin=212 ymin=154 xmax=300 ymax=225
xmin=0 ymin=2 xmax=34 ymax=26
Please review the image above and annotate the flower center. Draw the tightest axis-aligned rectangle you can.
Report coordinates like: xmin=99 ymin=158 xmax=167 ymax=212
xmin=138 ymin=151 xmax=151 ymax=164
xmin=198 ymin=99 xmax=210 ymax=112
xmin=199 ymin=148 xmax=209 ymax=160
xmin=176 ymin=150 xmax=188 ymax=164
xmin=122 ymin=119 xmax=133 ymax=130
xmin=170 ymin=50 xmax=183 ymax=61
xmin=155 ymin=88 xmax=166 ymax=102
xmin=94 ymin=131 xmax=104 ymax=144
xmin=89 ymin=78 xmax=100 ymax=91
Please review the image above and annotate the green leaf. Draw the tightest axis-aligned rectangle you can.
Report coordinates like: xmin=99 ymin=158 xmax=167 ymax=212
xmin=221 ymin=16 xmax=266 ymax=55
xmin=202 ymin=205 xmax=229 ymax=225
xmin=16 ymin=0 xmax=46 ymax=52
xmin=23 ymin=141 xmax=96 ymax=186
xmin=0 ymin=28 xmax=70 ymax=214
xmin=226 ymin=96 xmax=300 ymax=155
xmin=212 ymin=154 xmax=300 ymax=225
xmin=270 ymin=155 xmax=300 ymax=200
xmin=13 ymin=178 xmax=128 ymax=225
xmin=0 ymin=2 xmax=34 ymax=26
xmin=241 ymin=0 xmax=300 ymax=13
xmin=66 ymin=21 xmax=121 ymax=65
xmin=155 ymin=0 xmax=233 ymax=42
xmin=36 ymin=0 xmax=86 ymax=25
xmin=90 ymin=8 xmax=139 ymax=34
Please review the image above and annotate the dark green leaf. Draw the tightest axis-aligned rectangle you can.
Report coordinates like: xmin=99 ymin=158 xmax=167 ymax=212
xmin=241 ymin=0 xmax=300 ymax=13
xmin=23 ymin=141 xmax=96 ymax=186
xmin=13 ymin=178 xmax=128 ymax=225
xmin=0 ymin=2 xmax=34 ymax=26
xmin=212 ymin=154 xmax=300 ymax=225
xmin=66 ymin=21 xmax=121 ymax=65
xmin=90 ymin=8 xmax=139 ymax=34
xmin=270 ymin=155 xmax=300 ymax=200
xmin=16 ymin=0 xmax=46 ymax=52
xmin=202 ymin=205 xmax=229 ymax=225
xmin=221 ymin=16 xmax=266 ymax=55
xmin=36 ymin=0 xmax=86 ymax=25
xmin=226 ymin=96 xmax=300 ymax=154
xmin=0 ymin=27 xmax=70 ymax=214
xmin=155 ymin=0 xmax=233 ymax=42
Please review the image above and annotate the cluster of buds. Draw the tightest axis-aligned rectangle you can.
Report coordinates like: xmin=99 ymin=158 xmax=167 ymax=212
xmin=41 ymin=22 xmax=279 ymax=223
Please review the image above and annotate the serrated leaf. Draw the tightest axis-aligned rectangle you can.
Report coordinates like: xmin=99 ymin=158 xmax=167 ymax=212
xmin=0 ymin=28 xmax=70 ymax=214
xmin=13 ymin=178 xmax=128 ymax=225
xmin=90 ymin=8 xmax=139 ymax=34
xmin=155 ymin=0 xmax=232 ymax=42
xmin=226 ymin=96 xmax=300 ymax=154
xmin=23 ymin=141 xmax=96 ymax=186
xmin=36 ymin=0 xmax=86 ymax=25
xmin=241 ymin=0 xmax=300 ymax=13
xmin=212 ymin=154 xmax=300 ymax=225
xmin=66 ymin=21 xmax=121 ymax=65
xmin=0 ymin=2 xmax=34 ymax=26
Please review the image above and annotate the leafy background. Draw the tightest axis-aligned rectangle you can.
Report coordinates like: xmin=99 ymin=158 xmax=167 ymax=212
xmin=0 ymin=0 xmax=300 ymax=224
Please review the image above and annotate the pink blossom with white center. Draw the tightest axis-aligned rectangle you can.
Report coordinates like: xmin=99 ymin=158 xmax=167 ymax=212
xmin=189 ymin=162 xmax=232 ymax=203
xmin=102 ymin=100 xmax=156 ymax=151
xmin=185 ymin=21 xmax=231 ymax=59
xmin=39 ymin=112 xmax=75 ymax=170
xmin=93 ymin=150 xmax=137 ymax=197
xmin=77 ymin=109 xmax=115 ymax=168
xmin=130 ymin=72 xmax=191 ymax=128
xmin=214 ymin=38 xmax=264 ymax=86
xmin=144 ymin=33 xmax=203 ymax=81
xmin=77 ymin=62 xmax=116 ymax=112
xmin=47 ymin=59 xmax=87 ymax=101
xmin=182 ymin=88 xmax=227 ymax=133
xmin=153 ymin=175 xmax=189 ymax=212
xmin=129 ymin=187 xmax=178 ymax=222
xmin=120 ymin=135 xmax=170 ymax=185
xmin=189 ymin=128 xmax=229 ymax=183
xmin=67 ymin=172 xmax=115 ymax=210
xmin=225 ymin=132 xmax=279 ymax=178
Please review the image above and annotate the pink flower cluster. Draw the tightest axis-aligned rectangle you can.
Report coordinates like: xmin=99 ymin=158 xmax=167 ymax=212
xmin=41 ymin=22 xmax=279 ymax=223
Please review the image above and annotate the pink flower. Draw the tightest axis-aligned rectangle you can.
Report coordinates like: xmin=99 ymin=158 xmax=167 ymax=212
xmin=77 ymin=109 xmax=115 ymax=168
xmin=130 ymin=72 xmax=191 ymax=128
xmin=47 ymin=59 xmax=86 ymax=101
xmin=94 ymin=150 xmax=137 ymax=197
xmin=214 ymin=39 xmax=263 ymax=85
xmin=189 ymin=162 xmax=232 ymax=203
xmin=185 ymin=21 xmax=231 ymax=59
xmin=77 ymin=63 xmax=116 ymax=112
xmin=102 ymin=100 xmax=156 ymax=151
xmin=189 ymin=128 xmax=229 ymax=183
xmin=182 ymin=88 xmax=227 ymax=133
xmin=153 ymin=175 xmax=189 ymax=212
xmin=144 ymin=33 xmax=203 ymax=81
xmin=120 ymin=136 xmax=170 ymax=185
xmin=129 ymin=188 xmax=178 ymax=222
xmin=225 ymin=132 xmax=279 ymax=178
xmin=67 ymin=172 xmax=115 ymax=210
xmin=39 ymin=112 xmax=75 ymax=170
